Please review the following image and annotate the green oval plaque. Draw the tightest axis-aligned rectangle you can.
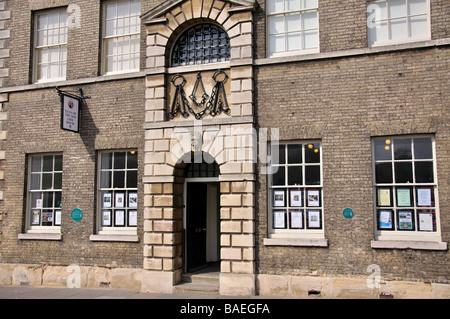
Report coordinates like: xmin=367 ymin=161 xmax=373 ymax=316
xmin=343 ymin=208 xmax=354 ymax=219
xmin=71 ymin=208 xmax=83 ymax=222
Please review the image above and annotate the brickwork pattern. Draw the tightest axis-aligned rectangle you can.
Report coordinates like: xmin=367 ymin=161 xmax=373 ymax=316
xmin=1 ymin=79 xmax=145 ymax=268
xmin=255 ymin=47 xmax=450 ymax=282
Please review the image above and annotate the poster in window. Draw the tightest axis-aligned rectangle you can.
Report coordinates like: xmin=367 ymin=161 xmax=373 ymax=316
xmin=42 ymin=211 xmax=53 ymax=225
xmin=115 ymin=210 xmax=125 ymax=226
xmin=31 ymin=210 xmax=40 ymax=225
xmin=129 ymin=192 xmax=138 ymax=208
xmin=290 ymin=190 xmax=302 ymax=207
xmin=418 ymin=211 xmax=434 ymax=231
xmin=102 ymin=210 xmax=111 ymax=226
xmin=417 ymin=188 xmax=432 ymax=206
xmin=377 ymin=188 xmax=391 ymax=206
xmin=378 ymin=210 xmax=394 ymax=230
xmin=103 ymin=193 xmax=112 ymax=208
xmin=128 ymin=210 xmax=137 ymax=227
xmin=306 ymin=210 xmax=321 ymax=229
xmin=397 ymin=210 xmax=414 ymax=231
xmin=273 ymin=190 xmax=285 ymax=207
xmin=396 ymin=188 xmax=411 ymax=207
xmin=289 ymin=210 xmax=303 ymax=229
xmin=307 ymin=190 xmax=320 ymax=207
xmin=55 ymin=210 xmax=61 ymax=226
xmin=273 ymin=210 xmax=286 ymax=229
xmin=36 ymin=199 xmax=42 ymax=209
xmin=115 ymin=193 xmax=125 ymax=208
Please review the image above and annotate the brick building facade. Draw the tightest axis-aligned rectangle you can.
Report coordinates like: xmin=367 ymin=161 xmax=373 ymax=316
xmin=0 ymin=0 xmax=448 ymax=298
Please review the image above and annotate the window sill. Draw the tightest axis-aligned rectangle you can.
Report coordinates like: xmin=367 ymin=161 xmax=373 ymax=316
xmin=18 ymin=233 xmax=62 ymax=241
xmin=264 ymin=237 xmax=328 ymax=247
xmin=371 ymin=240 xmax=447 ymax=251
xmin=89 ymin=234 xmax=139 ymax=243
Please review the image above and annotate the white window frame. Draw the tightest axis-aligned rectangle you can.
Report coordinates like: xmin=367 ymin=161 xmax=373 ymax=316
xmin=97 ymin=150 xmax=138 ymax=236
xmin=33 ymin=8 xmax=68 ymax=83
xmin=367 ymin=0 xmax=431 ymax=48
xmin=102 ymin=0 xmax=141 ymax=75
xmin=26 ymin=154 xmax=63 ymax=234
xmin=372 ymin=135 xmax=442 ymax=243
xmin=266 ymin=0 xmax=320 ymax=58
xmin=268 ymin=141 xmax=324 ymax=239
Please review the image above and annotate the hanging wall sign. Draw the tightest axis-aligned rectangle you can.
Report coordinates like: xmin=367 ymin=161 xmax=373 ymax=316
xmin=60 ymin=94 xmax=81 ymax=133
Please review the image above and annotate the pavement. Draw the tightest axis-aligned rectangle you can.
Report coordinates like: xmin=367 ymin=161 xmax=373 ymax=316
xmin=0 ymin=285 xmax=281 ymax=299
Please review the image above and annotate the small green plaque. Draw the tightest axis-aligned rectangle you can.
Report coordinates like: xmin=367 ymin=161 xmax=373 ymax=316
xmin=343 ymin=208 xmax=354 ymax=219
xmin=71 ymin=208 xmax=83 ymax=222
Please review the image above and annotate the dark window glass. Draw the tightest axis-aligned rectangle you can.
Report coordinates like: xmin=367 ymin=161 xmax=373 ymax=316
xmin=305 ymin=166 xmax=320 ymax=185
xmin=114 ymin=152 xmax=126 ymax=169
xmin=415 ymin=162 xmax=434 ymax=183
xmin=288 ymin=144 xmax=302 ymax=163
xmin=305 ymin=143 xmax=320 ymax=163
xmin=394 ymin=139 xmax=412 ymax=160
xmin=272 ymin=166 xmax=285 ymax=186
xmin=374 ymin=139 xmax=392 ymax=161
xmin=376 ymin=162 xmax=392 ymax=183
xmin=288 ymin=166 xmax=302 ymax=185
xmin=395 ymin=162 xmax=413 ymax=183
xmin=414 ymin=138 xmax=432 ymax=159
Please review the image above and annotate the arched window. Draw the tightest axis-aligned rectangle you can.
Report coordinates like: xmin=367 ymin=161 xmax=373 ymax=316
xmin=171 ymin=24 xmax=230 ymax=67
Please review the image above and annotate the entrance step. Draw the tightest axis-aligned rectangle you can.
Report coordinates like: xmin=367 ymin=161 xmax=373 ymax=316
xmin=174 ymin=269 xmax=220 ymax=294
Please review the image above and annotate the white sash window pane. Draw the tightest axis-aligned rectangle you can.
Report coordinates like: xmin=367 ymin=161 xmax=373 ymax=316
xmin=408 ymin=0 xmax=427 ymax=15
xmin=286 ymin=14 xmax=301 ymax=32
xmin=368 ymin=20 xmax=388 ymax=46
xmin=389 ymin=0 xmax=407 ymax=19
xmin=302 ymin=11 xmax=318 ymax=29
xmin=303 ymin=0 xmax=318 ymax=9
xmin=106 ymin=20 xmax=116 ymax=37
xmin=409 ymin=15 xmax=428 ymax=38
xmin=130 ymin=0 xmax=141 ymax=15
xmin=268 ymin=0 xmax=285 ymax=14
xmin=287 ymin=32 xmax=301 ymax=51
xmin=269 ymin=15 xmax=285 ymax=34
xmin=390 ymin=18 xmax=407 ymax=40
xmin=287 ymin=0 xmax=301 ymax=11
xmin=270 ymin=34 xmax=286 ymax=54
xmin=304 ymin=30 xmax=318 ymax=49
xmin=37 ymin=31 xmax=47 ymax=47
xmin=117 ymin=1 xmax=129 ymax=18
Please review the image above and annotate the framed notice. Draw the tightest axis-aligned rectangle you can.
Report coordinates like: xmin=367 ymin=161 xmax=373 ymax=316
xmin=378 ymin=210 xmax=394 ymax=230
xmin=31 ymin=210 xmax=40 ymax=225
xmin=102 ymin=210 xmax=111 ymax=226
xmin=128 ymin=210 xmax=137 ymax=227
xmin=290 ymin=190 xmax=302 ymax=207
xmin=273 ymin=210 xmax=286 ymax=229
xmin=129 ymin=193 xmax=138 ymax=208
xmin=115 ymin=193 xmax=125 ymax=208
xmin=273 ymin=190 xmax=285 ymax=207
xmin=397 ymin=210 xmax=414 ymax=231
xmin=307 ymin=190 xmax=320 ymax=207
xmin=103 ymin=193 xmax=112 ymax=208
xmin=418 ymin=210 xmax=435 ymax=232
xmin=306 ymin=210 xmax=321 ymax=229
xmin=60 ymin=94 xmax=81 ymax=133
xmin=289 ymin=210 xmax=303 ymax=229
xmin=115 ymin=210 xmax=125 ymax=226
xmin=417 ymin=188 xmax=432 ymax=207
xmin=396 ymin=188 xmax=411 ymax=207
xmin=54 ymin=210 xmax=61 ymax=226
xmin=377 ymin=188 xmax=391 ymax=207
